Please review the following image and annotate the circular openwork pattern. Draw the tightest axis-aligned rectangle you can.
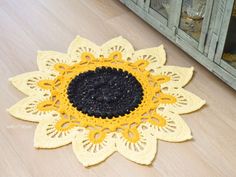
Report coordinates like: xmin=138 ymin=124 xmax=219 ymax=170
xmin=8 ymin=36 xmax=206 ymax=167
xmin=67 ymin=67 xmax=144 ymax=118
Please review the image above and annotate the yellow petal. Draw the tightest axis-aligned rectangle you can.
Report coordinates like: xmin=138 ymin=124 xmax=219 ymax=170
xmin=146 ymin=111 xmax=192 ymax=142
xmin=34 ymin=115 xmax=79 ymax=148
xmin=116 ymin=126 xmax=157 ymax=165
xmin=7 ymin=95 xmax=56 ymax=122
xmin=132 ymin=45 xmax=166 ymax=69
xmin=72 ymin=130 xmax=116 ymax=167
xmin=155 ymin=66 xmax=194 ymax=87
xmin=67 ymin=36 xmax=100 ymax=62
xmin=101 ymin=36 xmax=134 ymax=60
xmin=9 ymin=71 xmax=56 ymax=96
xmin=37 ymin=51 xmax=72 ymax=71
xmin=159 ymin=87 xmax=206 ymax=114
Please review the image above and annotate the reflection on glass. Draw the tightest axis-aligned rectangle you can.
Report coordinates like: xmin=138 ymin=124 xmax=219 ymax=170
xmin=223 ymin=2 xmax=236 ymax=69
xmin=179 ymin=0 xmax=206 ymax=41
xmin=150 ymin=0 xmax=170 ymax=19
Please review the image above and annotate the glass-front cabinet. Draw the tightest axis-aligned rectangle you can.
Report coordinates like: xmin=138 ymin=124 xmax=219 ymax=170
xmin=120 ymin=0 xmax=236 ymax=90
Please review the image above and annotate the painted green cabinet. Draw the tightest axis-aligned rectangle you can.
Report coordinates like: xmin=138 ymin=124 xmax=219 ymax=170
xmin=120 ymin=0 xmax=236 ymax=90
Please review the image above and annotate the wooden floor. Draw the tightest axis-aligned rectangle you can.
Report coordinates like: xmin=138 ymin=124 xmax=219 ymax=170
xmin=1 ymin=0 xmax=236 ymax=176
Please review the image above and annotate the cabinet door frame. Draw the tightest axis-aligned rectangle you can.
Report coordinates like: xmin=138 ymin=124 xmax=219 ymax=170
xmin=214 ymin=0 xmax=234 ymax=63
xmin=137 ymin=0 xmax=145 ymax=8
xmin=175 ymin=0 xmax=214 ymax=52
xmin=146 ymin=0 xmax=169 ymax=25
xmin=145 ymin=0 xmax=184 ymax=40
xmin=121 ymin=0 xmax=174 ymax=40
xmin=144 ymin=0 xmax=177 ymax=40
xmin=213 ymin=0 xmax=236 ymax=77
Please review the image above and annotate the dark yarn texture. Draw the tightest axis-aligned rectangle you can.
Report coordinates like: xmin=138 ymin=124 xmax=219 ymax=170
xmin=67 ymin=67 xmax=144 ymax=119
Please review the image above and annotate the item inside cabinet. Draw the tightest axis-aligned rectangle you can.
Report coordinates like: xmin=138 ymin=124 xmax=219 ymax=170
xmin=179 ymin=0 xmax=206 ymax=41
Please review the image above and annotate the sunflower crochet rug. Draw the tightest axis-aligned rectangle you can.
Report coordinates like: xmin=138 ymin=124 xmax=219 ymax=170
xmin=8 ymin=36 xmax=205 ymax=167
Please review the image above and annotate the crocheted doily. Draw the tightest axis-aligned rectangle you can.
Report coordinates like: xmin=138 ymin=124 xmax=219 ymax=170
xmin=8 ymin=36 xmax=205 ymax=167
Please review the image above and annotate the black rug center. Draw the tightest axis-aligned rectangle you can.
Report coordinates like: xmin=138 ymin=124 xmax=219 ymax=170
xmin=67 ymin=67 xmax=144 ymax=119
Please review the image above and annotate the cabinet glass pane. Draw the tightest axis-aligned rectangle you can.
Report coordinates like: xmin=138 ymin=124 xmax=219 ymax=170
xmin=222 ymin=2 xmax=236 ymax=69
xmin=179 ymin=0 xmax=207 ymax=41
xmin=150 ymin=0 xmax=170 ymax=19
